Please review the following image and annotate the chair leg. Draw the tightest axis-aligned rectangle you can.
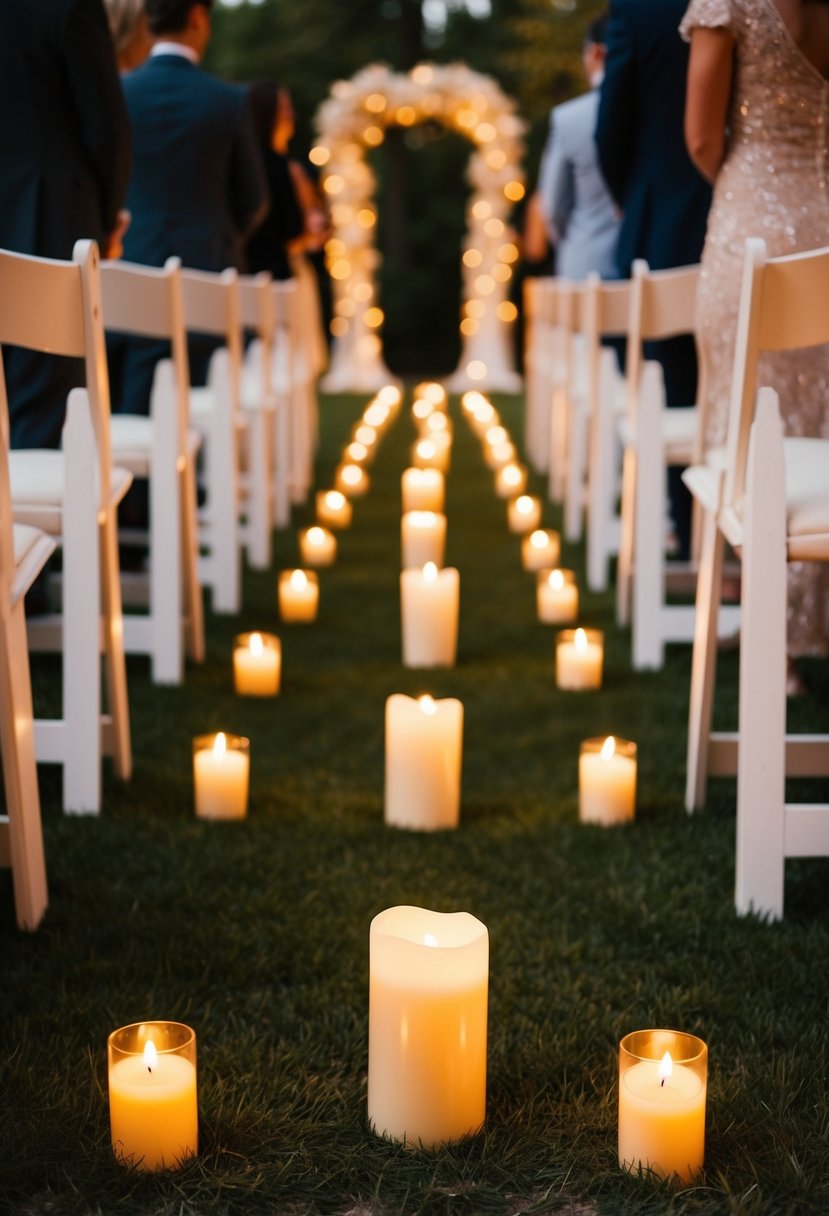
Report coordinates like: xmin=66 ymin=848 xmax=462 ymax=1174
xmin=615 ymin=445 xmax=636 ymax=628
xmin=0 ymin=604 xmax=48 ymax=930
xmin=735 ymin=392 xmax=787 ymax=918
xmin=100 ymin=506 xmax=132 ymax=781
xmin=587 ymin=350 xmax=617 ymax=593
xmin=564 ymin=401 xmax=587 ymax=543
xmin=548 ymin=385 xmax=567 ymax=504
xmin=632 ymin=364 xmax=665 ymax=670
xmin=273 ymin=393 xmax=291 ymax=527
xmin=684 ymin=478 xmax=726 ymax=813
xmin=181 ymin=454 xmax=205 ymax=663
xmin=148 ymin=400 xmax=183 ymax=684
xmin=244 ymin=406 xmax=272 ymax=571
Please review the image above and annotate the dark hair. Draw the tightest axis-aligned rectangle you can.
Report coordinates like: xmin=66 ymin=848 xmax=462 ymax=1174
xmin=248 ymin=81 xmax=279 ymax=150
xmin=145 ymin=0 xmax=213 ymax=36
xmin=584 ymin=12 xmax=609 ymax=47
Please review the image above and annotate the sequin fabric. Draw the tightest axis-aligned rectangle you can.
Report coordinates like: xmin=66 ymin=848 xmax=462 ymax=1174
xmin=681 ymin=0 xmax=829 ymax=654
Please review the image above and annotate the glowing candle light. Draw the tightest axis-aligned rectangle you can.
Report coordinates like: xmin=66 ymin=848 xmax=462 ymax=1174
xmin=299 ymin=525 xmax=337 ymax=567
xmin=192 ymin=731 xmax=250 ymax=819
xmin=508 ymin=494 xmax=542 ymax=534
xmin=556 ymin=627 xmax=603 ymax=690
xmin=495 ymin=462 xmax=527 ymax=499
xmin=108 ymin=1022 xmax=198 ymax=1171
xmin=521 ymin=528 xmax=561 ymax=572
xmin=400 ymin=562 xmax=459 ymax=668
xmin=335 ymin=462 xmax=369 ymax=498
xmin=316 ymin=489 xmax=352 ymax=530
xmin=537 ymin=568 xmax=579 ymax=624
xmin=384 ymin=693 xmax=464 ymax=830
xmin=579 ymin=736 xmax=637 ymax=825
xmin=278 ymin=568 xmax=319 ymax=622
xmin=401 ymin=467 xmax=445 ymax=514
xmin=233 ymin=631 xmax=281 ymax=697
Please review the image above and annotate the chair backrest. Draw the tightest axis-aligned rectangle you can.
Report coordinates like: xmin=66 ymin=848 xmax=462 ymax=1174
xmin=0 ymin=361 xmax=15 ymax=612
xmin=579 ymin=274 xmax=632 ymax=411
xmin=0 ymin=239 xmax=111 ymax=503
xmin=100 ymin=257 xmax=190 ymax=445
xmin=724 ymin=237 xmax=829 ymax=509
xmin=625 ymin=260 xmax=701 ymax=420
xmin=238 ymin=272 xmax=275 ymax=403
xmin=180 ymin=267 xmax=243 ymax=403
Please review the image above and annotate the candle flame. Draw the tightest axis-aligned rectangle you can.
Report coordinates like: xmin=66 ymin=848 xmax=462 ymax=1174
xmin=422 ymin=562 xmax=438 ymax=583
xmin=427 ymin=413 xmax=448 ymax=433
xmin=307 ymin=527 xmax=326 ymax=544
xmin=418 ymin=694 xmax=438 ymax=715
xmin=144 ymin=1040 xmax=157 ymax=1073
xmin=658 ymin=1051 xmax=673 ymax=1084
xmin=601 ymin=736 xmax=616 ymax=761
xmin=516 ymin=495 xmax=533 ymax=514
xmin=341 ymin=464 xmax=362 ymax=485
xmin=417 ymin=440 xmax=436 ymax=459
xmin=574 ymin=627 xmax=588 ymax=653
xmin=213 ymin=731 xmax=227 ymax=758
xmin=347 ymin=442 xmax=368 ymax=462
xmin=325 ymin=491 xmax=345 ymax=509
xmin=550 ymin=569 xmax=564 ymax=591
xmin=530 ymin=530 xmax=548 ymax=549
xmin=250 ymin=633 xmax=264 ymax=657
xmin=423 ymin=933 xmax=439 ymax=947
xmin=503 ymin=465 xmax=521 ymax=485
xmin=290 ymin=569 xmax=308 ymax=591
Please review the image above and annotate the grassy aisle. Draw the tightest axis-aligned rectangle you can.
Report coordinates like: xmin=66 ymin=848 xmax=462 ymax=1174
xmin=1 ymin=390 xmax=828 ymax=1216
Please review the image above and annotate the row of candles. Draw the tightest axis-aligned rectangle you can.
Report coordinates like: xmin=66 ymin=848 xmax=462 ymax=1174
xmin=122 ymin=384 xmax=705 ymax=1182
xmin=108 ymin=911 xmax=707 ymax=1184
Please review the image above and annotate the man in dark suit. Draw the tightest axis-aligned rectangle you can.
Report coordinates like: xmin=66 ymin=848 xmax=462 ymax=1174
xmin=109 ymin=0 xmax=268 ymax=416
xmin=595 ymin=0 xmax=711 ymax=559
xmin=0 ymin=0 xmax=131 ymax=448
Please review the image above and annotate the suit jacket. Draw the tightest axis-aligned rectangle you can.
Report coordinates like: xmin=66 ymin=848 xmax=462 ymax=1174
xmin=595 ymin=0 xmax=711 ymax=277
xmin=121 ymin=53 xmax=268 ymax=273
xmin=538 ymin=89 xmax=620 ymax=281
xmin=0 ymin=0 xmax=131 ymax=258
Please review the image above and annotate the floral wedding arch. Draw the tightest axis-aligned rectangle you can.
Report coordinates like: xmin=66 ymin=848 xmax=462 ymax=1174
xmin=312 ymin=62 xmax=525 ymax=392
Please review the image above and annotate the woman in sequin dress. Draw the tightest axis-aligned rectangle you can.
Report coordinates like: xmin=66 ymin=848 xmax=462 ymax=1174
xmin=681 ymin=0 xmax=829 ymax=664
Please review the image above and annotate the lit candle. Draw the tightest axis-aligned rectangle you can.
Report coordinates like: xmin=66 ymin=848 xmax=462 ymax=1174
xmin=537 ymin=568 xmax=579 ymax=624
xmin=495 ymin=462 xmax=527 ymax=499
xmin=385 ymin=693 xmax=463 ymax=830
xmin=413 ymin=435 xmax=451 ymax=474
xmin=363 ymin=401 xmax=391 ymax=430
xmin=486 ymin=440 xmax=517 ymax=470
xmin=415 ymin=380 xmax=447 ymax=407
xmin=521 ymin=528 xmax=561 ymax=572
xmin=192 ymin=731 xmax=250 ymax=819
xmin=315 ymin=489 xmax=353 ymax=530
xmin=556 ymin=627 xmax=604 ymax=690
xmin=401 ymin=511 xmax=447 ymax=570
xmin=508 ymin=494 xmax=542 ymax=534
xmin=335 ymin=462 xmax=369 ymax=498
xmin=108 ymin=1021 xmax=198 ymax=1171
xmin=401 ymin=467 xmax=445 ymax=514
xmin=618 ymin=1030 xmax=708 ymax=1183
xmin=368 ymin=905 xmax=488 ymax=1147
xmin=579 ymin=736 xmax=637 ymax=825
xmin=400 ymin=563 xmax=459 ymax=668
xmin=278 ymin=568 xmax=319 ymax=622
xmin=425 ymin=412 xmax=451 ymax=439
xmin=345 ymin=440 xmax=369 ymax=465
xmin=299 ymin=525 xmax=337 ymax=567
xmin=233 ymin=631 xmax=281 ymax=696
xmin=353 ymin=423 xmax=378 ymax=450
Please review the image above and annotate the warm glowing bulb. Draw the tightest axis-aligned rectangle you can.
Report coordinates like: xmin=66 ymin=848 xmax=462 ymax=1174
xmin=309 ymin=145 xmax=330 ymax=166
xmin=213 ymin=731 xmax=227 ymax=758
xmin=601 ymin=736 xmax=616 ymax=761
xmin=249 ymin=632 xmax=264 ymax=657
xmin=143 ymin=1040 xmax=157 ymax=1072
xmin=418 ymin=694 xmax=437 ymax=715
xmin=574 ymin=627 xmax=588 ymax=653
xmin=290 ymin=569 xmax=308 ymax=591
xmin=658 ymin=1051 xmax=673 ymax=1083
xmin=422 ymin=561 xmax=438 ymax=583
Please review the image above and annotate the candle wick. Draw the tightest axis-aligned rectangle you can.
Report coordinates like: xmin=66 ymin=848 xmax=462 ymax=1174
xmin=660 ymin=1078 xmax=665 ymax=1087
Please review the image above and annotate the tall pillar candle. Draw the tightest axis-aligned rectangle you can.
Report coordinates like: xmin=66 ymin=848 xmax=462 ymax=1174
xmin=401 ymin=511 xmax=447 ymax=570
xmin=385 ymin=693 xmax=462 ymax=830
xmin=618 ymin=1029 xmax=708 ymax=1183
xmin=400 ymin=563 xmax=459 ymax=668
xmin=401 ymin=467 xmax=445 ymax=514
xmin=579 ymin=736 xmax=637 ymax=825
xmin=108 ymin=1021 xmax=198 ymax=1171
xmin=368 ymin=905 xmax=488 ymax=1147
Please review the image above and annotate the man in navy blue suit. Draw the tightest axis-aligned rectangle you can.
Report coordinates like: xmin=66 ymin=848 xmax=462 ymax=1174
xmin=108 ymin=0 xmax=268 ymax=416
xmin=595 ymin=0 xmax=711 ymax=559
xmin=0 ymin=0 xmax=131 ymax=449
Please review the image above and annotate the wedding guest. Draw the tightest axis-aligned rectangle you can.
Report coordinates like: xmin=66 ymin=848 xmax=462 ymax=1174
xmin=595 ymin=0 xmax=711 ymax=560
xmin=0 ymin=0 xmax=131 ymax=450
xmin=104 ymin=0 xmax=152 ymax=70
xmin=537 ymin=13 xmax=620 ymax=282
xmin=682 ymin=0 xmax=829 ymax=685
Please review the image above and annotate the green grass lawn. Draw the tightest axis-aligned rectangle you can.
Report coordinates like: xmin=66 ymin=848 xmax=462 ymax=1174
xmin=2 ymin=389 xmax=828 ymax=1216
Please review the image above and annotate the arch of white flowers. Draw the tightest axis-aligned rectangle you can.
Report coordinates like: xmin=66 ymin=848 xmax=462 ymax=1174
xmin=312 ymin=62 xmax=525 ymax=393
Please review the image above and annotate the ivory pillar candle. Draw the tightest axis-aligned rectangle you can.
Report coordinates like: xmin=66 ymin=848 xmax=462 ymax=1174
xmin=316 ymin=489 xmax=352 ymax=530
xmin=537 ymin=568 xmax=579 ymax=623
xmin=368 ymin=906 xmax=488 ymax=1147
xmin=108 ymin=1021 xmax=198 ymax=1171
xmin=233 ymin=631 xmax=281 ymax=696
xmin=508 ymin=495 xmax=542 ymax=534
xmin=401 ymin=511 xmax=447 ymax=570
xmin=618 ymin=1030 xmax=708 ymax=1183
xmin=335 ymin=462 xmax=369 ymax=498
xmin=278 ymin=569 xmax=319 ymax=622
xmin=402 ymin=467 xmax=445 ymax=514
xmin=385 ymin=693 xmax=463 ymax=830
xmin=522 ymin=528 xmax=561 ymax=572
xmin=193 ymin=732 xmax=250 ymax=819
xmin=400 ymin=563 xmax=459 ymax=668
xmin=495 ymin=462 xmax=527 ymax=499
xmin=579 ymin=736 xmax=637 ymax=825
xmin=556 ymin=627 xmax=603 ymax=690
xmin=299 ymin=525 xmax=337 ymax=567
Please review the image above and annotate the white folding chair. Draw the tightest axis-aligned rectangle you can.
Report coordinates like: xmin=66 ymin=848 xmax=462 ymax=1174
xmin=615 ymin=261 xmax=739 ymax=670
xmin=522 ymin=276 xmax=556 ymax=474
xmin=238 ymin=271 xmax=277 ymax=568
xmin=547 ymin=280 xmax=585 ymax=511
xmin=181 ymin=267 xmax=243 ymax=615
xmin=273 ymin=277 xmax=315 ymax=507
xmin=0 ymin=364 xmax=53 ymax=929
xmin=269 ymin=280 xmax=297 ymax=528
xmin=685 ymin=239 xmax=829 ymax=916
xmin=101 ymin=257 xmax=205 ymax=683
xmin=1 ymin=240 xmax=132 ymax=814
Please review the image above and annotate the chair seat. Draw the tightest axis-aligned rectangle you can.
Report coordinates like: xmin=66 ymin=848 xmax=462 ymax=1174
xmin=11 ymin=523 xmax=56 ymax=607
xmin=9 ymin=450 xmax=133 ymax=533
xmin=188 ymin=387 xmax=247 ymax=433
xmin=110 ymin=414 xmax=201 ymax=474
xmin=619 ymin=405 xmax=697 ymax=461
